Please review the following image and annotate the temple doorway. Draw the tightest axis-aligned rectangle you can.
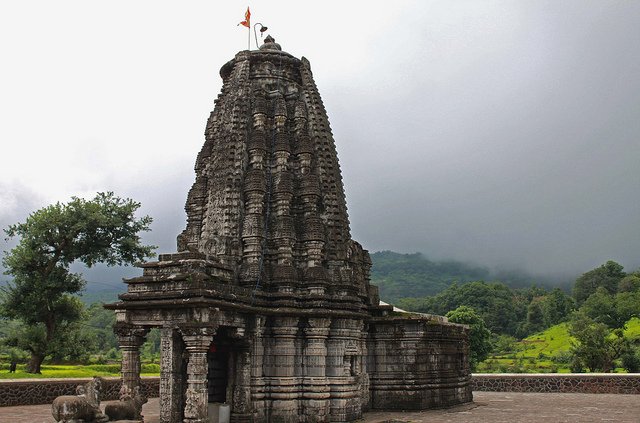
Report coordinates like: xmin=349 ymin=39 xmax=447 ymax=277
xmin=207 ymin=342 xmax=230 ymax=403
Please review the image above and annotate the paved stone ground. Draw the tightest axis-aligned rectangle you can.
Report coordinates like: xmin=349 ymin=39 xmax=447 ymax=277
xmin=1 ymin=392 xmax=638 ymax=423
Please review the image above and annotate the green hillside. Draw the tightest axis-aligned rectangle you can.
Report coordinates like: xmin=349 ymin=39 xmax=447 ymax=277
xmin=369 ymin=250 xmax=564 ymax=303
xmin=370 ymin=251 xmax=491 ymax=302
xmin=478 ymin=317 xmax=640 ymax=373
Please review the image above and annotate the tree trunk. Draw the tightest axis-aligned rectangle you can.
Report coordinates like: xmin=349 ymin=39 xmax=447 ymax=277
xmin=26 ymin=353 xmax=45 ymax=374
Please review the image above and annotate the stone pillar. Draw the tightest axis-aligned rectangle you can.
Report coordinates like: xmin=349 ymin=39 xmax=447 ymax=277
xmin=114 ymin=324 xmax=148 ymax=393
xmin=266 ymin=317 xmax=299 ymax=422
xmin=160 ymin=327 xmax=184 ymax=423
xmin=360 ymin=323 xmax=371 ymax=411
xmin=301 ymin=318 xmax=331 ymax=421
xmin=303 ymin=318 xmax=330 ymax=377
xmin=249 ymin=317 xmax=267 ymax=422
xmin=231 ymin=346 xmax=252 ymax=422
xmin=180 ymin=326 xmax=216 ymax=423
xmin=327 ymin=318 xmax=363 ymax=422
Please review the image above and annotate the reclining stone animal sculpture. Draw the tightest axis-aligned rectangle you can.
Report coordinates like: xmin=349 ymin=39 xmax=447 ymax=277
xmin=104 ymin=385 xmax=147 ymax=421
xmin=51 ymin=377 xmax=109 ymax=423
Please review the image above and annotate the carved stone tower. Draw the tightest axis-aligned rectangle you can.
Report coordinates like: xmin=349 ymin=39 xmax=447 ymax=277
xmin=108 ymin=37 xmax=472 ymax=423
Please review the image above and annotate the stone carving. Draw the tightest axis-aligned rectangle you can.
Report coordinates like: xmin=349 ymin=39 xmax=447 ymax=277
xmin=104 ymin=385 xmax=147 ymax=421
xmin=183 ymin=387 xmax=207 ymax=419
xmin=51 ymin=377 xmax=108 ymax=423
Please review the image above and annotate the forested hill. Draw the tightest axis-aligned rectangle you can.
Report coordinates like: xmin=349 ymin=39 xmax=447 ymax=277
xmin=369 ymin=251 xmax=566 ymax=303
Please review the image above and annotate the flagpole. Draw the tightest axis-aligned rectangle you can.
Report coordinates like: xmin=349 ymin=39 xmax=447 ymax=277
xmin=248 ymin=24 xmax=251 ymax=50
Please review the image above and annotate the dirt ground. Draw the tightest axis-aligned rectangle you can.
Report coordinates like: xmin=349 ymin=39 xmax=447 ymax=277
xmin=2 ymin=391 xmax=639 ymax=423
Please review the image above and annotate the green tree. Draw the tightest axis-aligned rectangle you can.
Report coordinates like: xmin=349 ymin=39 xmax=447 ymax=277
xmin=540 ymin=288 xmax=574 ymax=327
xmin=618 ymin=273 xmax=640 ymax=293
xmin=580 ymin=287 xmax=620 ymax=328
xmin=573 ymin=260 xmax=625 ymax=306
xmin=579 ymin=287 xmax=640 ymax=329
xmin=85 ymin=303 xmax=118 ymax=353
xmin=568 ymin=311 xmax=629 ymax=372
xmin=405 ymin=281 xmax=526 ymax=336
xmin=0 ymin=192 xmax=155 ymax=373
xmin=491 ymin=334 xmax=518 ymax=355
xmin=621 ymin=347 xmax=640 ymax=373
xmin=446 ymin=305 xmax=492 ymax=370
xmin=614 ymin=291 xmax=640 ymax=325
xmin=524 ymin=299 xmax=545 ymax=334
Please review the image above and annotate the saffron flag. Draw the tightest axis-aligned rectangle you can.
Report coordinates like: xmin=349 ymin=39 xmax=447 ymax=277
xmin=238 ymin=7 xmax=250 ymax=28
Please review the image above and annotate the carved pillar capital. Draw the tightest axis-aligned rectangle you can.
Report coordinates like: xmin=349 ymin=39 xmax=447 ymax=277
xmin=114 ymin=324 xmax=149 ymax=349
xmin=179 ymin=325 xmax=217 ymax=351
xmin=303 ymin=317 xmax=331 ymax=338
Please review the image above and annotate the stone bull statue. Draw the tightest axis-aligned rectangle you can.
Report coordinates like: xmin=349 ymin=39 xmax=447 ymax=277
xmin=51 ymin=377 xmax=109 ymax=423
xmin=104 ymin=385 xmax=147 ymax=421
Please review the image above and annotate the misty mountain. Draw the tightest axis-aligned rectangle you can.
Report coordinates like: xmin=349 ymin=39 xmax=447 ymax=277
xmin=370 ymin=251 xmax=572 ymax=303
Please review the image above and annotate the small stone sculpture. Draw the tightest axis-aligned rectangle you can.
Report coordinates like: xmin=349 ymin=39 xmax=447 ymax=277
xmin=104 ymin=385 xmax=147 ymax=422
xmin=51 ymin=377 xmax=109 ymax=423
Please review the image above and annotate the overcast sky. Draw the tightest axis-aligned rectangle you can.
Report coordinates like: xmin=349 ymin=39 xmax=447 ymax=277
xmin=1 ymin=1 xmax=639 ymax=287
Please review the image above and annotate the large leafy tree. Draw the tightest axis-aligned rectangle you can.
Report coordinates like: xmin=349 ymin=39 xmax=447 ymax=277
xmin=618 ymin=272 xmax=640 ymax=293
xmin=573 ymin=260 xmax=625 ymax=306
xmin=540 ymin=288 xmax=574 ymax=327
xmin=446 ymin=305 xmax=492 ymax=370
xmin=579 ymin=287 xmax=640 ymax=330
xmin=568 ymin=311 xmax=629 ymax=372
xmin=0 ymin=192 xmax=155 ymax=373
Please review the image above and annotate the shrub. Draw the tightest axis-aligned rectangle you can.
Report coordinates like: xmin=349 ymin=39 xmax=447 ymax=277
xmin=621 ymin=349 xmax=640 ymax=373
xmin=141 ymin=363 xmax=160 ymax=374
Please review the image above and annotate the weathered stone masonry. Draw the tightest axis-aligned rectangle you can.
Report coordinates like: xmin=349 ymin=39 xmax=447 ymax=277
xmin=0 ymin=377 xmax=159 ymax=407
xmin=105 ymin=36 xmax=472 ymax=423
xmin=3 ymin=374 xmax=638 ymax=408
xmin=472 ymin=373 xmax=640 ymax=394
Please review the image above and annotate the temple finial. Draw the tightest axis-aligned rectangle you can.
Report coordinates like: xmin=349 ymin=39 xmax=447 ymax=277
xmin=260 ymin=34 xmax=282 ymax=51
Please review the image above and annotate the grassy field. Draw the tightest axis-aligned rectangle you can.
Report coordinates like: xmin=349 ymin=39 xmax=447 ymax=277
xmin=0 ymin=363 xmax=160 ymax=379
xmin=478 ymin=317 xmax=640 ymax=373
xmin=478 ymin=323 xmax=573 ymax=373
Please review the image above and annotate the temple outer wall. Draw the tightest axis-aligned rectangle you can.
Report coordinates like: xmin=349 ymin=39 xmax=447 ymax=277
xmin=0 ymin=376 xmax=159 ymax=407
xmin=367 ymin=318 xmax=473 ymax=410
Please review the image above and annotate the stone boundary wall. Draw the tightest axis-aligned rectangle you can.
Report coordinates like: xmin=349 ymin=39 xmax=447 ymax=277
xmin=472 ymin=373 xmax=640 ymax=394
xmin=1 ymin=374 xmax=637 ymax=407
xmin=0 ymin=376 xmax=160 ymax=407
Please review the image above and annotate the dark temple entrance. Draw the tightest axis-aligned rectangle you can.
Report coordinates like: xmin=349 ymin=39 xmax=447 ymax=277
xmin=207 ymin=343 xmax=230 ymax=403
xmin=207 ymin=330 xmax=237 ymax=408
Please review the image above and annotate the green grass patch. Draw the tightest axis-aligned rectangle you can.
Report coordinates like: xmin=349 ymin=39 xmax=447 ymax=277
xmin=0 ymin=363 xmax=160 ymax=379
xmin=623 ymin=317 xmax=640 ymax=340
xmin=479 ymin=323 xmax=575 ymax=373
xmin=519 ymin=323 xmax=574 ymax=358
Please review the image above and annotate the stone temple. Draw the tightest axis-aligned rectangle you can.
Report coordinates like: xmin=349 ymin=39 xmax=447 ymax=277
xmin=106 ymin=36 xmax=472 ymax=423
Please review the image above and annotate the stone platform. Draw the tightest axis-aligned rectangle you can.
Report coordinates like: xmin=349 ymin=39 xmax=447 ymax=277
xmin=2 ymin=392 xmax=640 ymax=423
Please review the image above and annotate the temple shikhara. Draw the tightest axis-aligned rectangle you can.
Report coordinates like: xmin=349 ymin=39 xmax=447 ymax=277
xmin=107 ymin=36 xmax=472 ymax=423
